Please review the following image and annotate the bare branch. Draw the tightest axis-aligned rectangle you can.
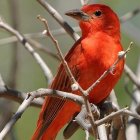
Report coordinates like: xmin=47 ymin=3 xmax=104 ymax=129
xmin=0 ymin=36 xmax=60 ymax=61
xmin=0 ymin=94 xmax=34 ymax=140
xmin=95 ymin=107 xmax=140 ymax=126
xmin=126 ymin=58 xmax=140 ymax=140
xmin=124 ymin=64 xmax=140 ymax=89
xmin=0 ymin=86 xmax=44 ymax=108
xmin=28 ymin=39 xmax=59 ymax=61
xmin=0 ymin=27 xmax=80 ymax=46
xmin=0 ymin=88 xmax=84 ymax=139
xmin=0 ymin=18 xmax=53 ymax=84
xmin=97 ymin=124 xmax=107 ymax=140
xmin=29 ymin=88 xmax=84 ymax=104
xmin=0 ymin=74 xmax=44 ymax=107
xmin=109 ymin=90 xmax=120 ymax=109
xmin=0 ymin=6 xmax=140 ymax=46
xmin=126 ymin=124 xmax=138 ymax=140
xmin=75 ymin=104 xmax=99 ymax=131
xmin=37 ymin=0 xmax=80 ymax=41
xmin=109 ymin=91 xmax=126 ymax=140
xmin=85 ymin=130 xmax=90 ymax=140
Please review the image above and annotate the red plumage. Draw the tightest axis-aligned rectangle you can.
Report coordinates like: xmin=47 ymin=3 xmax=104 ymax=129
xmin=32 ymin=4 xmax=124 ymax=140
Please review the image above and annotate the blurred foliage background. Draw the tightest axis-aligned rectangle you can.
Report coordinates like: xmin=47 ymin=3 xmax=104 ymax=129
xmin=0 ymin=0 xmax=140 ymax=140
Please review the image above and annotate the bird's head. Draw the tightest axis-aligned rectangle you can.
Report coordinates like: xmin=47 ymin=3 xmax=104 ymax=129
xmin=65 ymin=4 xmax=120 ymax=39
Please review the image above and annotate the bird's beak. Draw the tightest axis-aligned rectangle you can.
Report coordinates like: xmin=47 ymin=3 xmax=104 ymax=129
xmin=65 ymin=9 xmax=90 ymax=21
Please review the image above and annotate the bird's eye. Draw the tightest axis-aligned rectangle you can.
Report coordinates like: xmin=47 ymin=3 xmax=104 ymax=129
xmin=94 ymin=10 xmax=102 ymax=17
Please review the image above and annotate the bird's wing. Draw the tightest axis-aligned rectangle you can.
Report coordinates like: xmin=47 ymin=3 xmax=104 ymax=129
xmin=35 ymin=39 xmax=82 ymax=138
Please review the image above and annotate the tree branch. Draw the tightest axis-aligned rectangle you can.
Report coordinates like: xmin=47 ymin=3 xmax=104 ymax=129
xmin=0 ymin=87 xmax=84 ymax=139
xmin=124 ymin=64 xmax=140 ymax=89
xmin=126 ymin=58 xmax=140 ymax=140
xmin=95 ymin=108 xmax=140 ymax=126
xmin=0 ymin=6 xmax=140 ymax=46
xmin=0 ymin=18 xmax=53 ymax=85
xmin=0 ymin=74 xmax=44 ymax=108
xmin=37 ymin=0 xmax=80 ymax=41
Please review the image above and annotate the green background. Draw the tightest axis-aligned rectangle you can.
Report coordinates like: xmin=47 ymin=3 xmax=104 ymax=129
xmin=0 ymin=0 xmax=140 ymax=139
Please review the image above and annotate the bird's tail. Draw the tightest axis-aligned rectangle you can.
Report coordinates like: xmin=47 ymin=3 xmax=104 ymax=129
xmin=31 ymin=97 xmax=57 ymax=140
xmin=31 ymin=121 xmax=57 ymax=140
xmin=31 ymin=98 xmax=80 ymax=140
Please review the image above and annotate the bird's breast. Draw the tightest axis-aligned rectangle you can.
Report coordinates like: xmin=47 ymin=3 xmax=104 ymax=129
xmin=73 ymin=34 xmax=124 ymax=104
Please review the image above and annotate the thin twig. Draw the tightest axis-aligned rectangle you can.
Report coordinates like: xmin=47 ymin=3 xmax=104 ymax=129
xmin=37 ymin=15 xmax=78 ymax=86
xmin=95 ymin=107 xmax=140 ymax=126
xmin=84 ymin=98 xmax=98 ymax=138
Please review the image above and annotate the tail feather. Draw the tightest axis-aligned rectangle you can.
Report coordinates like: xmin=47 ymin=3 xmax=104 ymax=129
xmin=32 ymin=100 xmax=80 ymax=140
xmin=31 ymin=122 xmax=57 ymax=140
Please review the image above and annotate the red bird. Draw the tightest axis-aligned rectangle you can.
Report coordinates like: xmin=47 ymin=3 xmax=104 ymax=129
xmin=32 ymin=4 xmax=124 ymax=140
